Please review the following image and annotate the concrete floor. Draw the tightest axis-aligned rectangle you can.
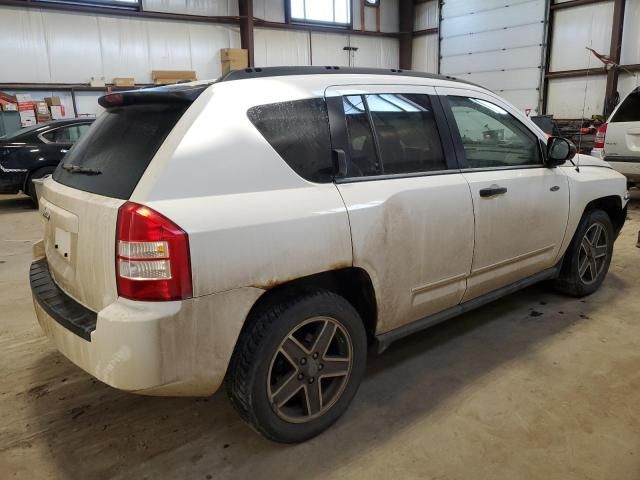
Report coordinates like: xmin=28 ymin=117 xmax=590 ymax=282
xmin=1 ymin=192 xmax=639 ymax=480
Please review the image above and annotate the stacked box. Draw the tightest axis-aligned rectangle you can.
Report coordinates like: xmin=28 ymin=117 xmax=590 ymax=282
xmin=15 ymin=94 xmax=36 ymax=127
xmin=221 ymin=48 xmax=248 ymax=74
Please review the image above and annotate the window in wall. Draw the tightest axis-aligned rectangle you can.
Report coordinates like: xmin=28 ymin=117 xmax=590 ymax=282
xmin=39 ymin=0 xmax=140 ymax=9
xmin=342 ymin=94 xmax=446 ymax=177
xmin=289 ymin=0 xmax=351 ymax=27
xmin=448 ymin=96 xmax=542 ymax=169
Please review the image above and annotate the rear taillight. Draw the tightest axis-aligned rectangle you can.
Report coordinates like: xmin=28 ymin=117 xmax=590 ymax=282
xmin=594 ymin=123 xmax=608 ymax=149
xmin=116 ymin=201 xmax=192 ymax=301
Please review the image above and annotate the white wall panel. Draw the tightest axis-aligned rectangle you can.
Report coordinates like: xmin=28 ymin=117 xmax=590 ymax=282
xmin=547 ymin=76 xmax=607 ymax=119
xmin=0 ymin=8 xmax=50 ymax=83
xmin=253 ymin=0 xmax=285 ymax=23
xmin=99 ymin=17 xmax=152 ymax=82
xmin=142 ymin=0 xmax=236 ymax=16
xmin=414 ymin=1 xmax=438 ymax=31
xmin=439 ymin=0 xmax=545 ymax=113
xmin=352 ymin=0 xmax=399 ymax=33
xmin=549 ymin=2 xmax=613 ymax=71
xmin=74 ymin=92 xmax=105 ymax=117
xmin=621 ymin=0 xmax=640 ymax=65
xmin=146 ymin=19 xmax=194 ymax=72
xmin=189 ymin=24 xmax=240 ymax=79
xmin=442 ymin=46 xmax=541 ymax=75
xmin=310 ymin=32 xmax=350 ymax=66
xmin=441 ymin=1 xmax=545 ymax=38
xmin=0 ymin=5 xmax=239 ymax=84
xmin=350 ymin=36 xmax=399 ymax=69
xmin=455 ymin=68 xmax=541 ymax=92
xmin=254 ymin=28 xmax=310 ymax=67
xmin=411 ymin=34 xmax=438 ymax=73
xmin=44 ymin=12 xmax=103 ymax=83
xmin=442 ymin=0 xmax=538 ymax=18
xmin=441 ymin=23 xmax=544 ymax=57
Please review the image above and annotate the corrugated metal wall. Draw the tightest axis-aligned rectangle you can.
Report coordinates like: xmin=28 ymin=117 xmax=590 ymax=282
xmin=439 ymin=0 xmax=547 ymax=114
xmin=411 ymin=0 xmax=438 ymax=73
xmin=0 ymin=0 xmax=399 ymax=116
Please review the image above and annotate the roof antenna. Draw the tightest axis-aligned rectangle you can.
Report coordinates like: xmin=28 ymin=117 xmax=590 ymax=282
xmin=577 ymin=40 xmax=595 ymax=173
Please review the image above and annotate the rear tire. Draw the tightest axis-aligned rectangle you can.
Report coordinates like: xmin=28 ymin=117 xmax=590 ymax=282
xmin=26 ymin=167 xmax=55 ymax=208
xmin=226 ymin=289 xmax=367 ymax=443
xmin=553 ymin=209 xmax=614 ymax=297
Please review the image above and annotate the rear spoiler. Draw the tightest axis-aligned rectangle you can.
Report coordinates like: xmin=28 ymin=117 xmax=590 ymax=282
xmin=98 ymin=82 xmax=213 ymax=108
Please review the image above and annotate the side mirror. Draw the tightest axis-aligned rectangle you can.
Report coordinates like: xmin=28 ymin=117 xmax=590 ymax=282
xmin=546 ymin=136 xmax=576 ymax=167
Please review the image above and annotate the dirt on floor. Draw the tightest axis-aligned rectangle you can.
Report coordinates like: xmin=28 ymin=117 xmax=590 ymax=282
xmin=1 ymin=192 xmax=639 ymax=480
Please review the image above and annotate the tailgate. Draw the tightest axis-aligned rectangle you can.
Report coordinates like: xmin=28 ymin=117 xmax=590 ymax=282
xmin=40 ymin=179 xmax=124 ymax=312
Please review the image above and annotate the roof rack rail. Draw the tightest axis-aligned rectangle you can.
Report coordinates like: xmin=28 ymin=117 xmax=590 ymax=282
xmin=218 ymin=66 xmax=478 ymax=87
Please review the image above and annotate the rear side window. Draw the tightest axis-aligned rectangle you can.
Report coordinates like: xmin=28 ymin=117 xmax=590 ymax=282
xmin=611 ymin=91 xmax=640 ymax=123
xmin=248 ymin=98 xmax=333 ymax=183
xmin=42 ymin=124 xmax=91 ymax=143
xmin=53 ymin=104 xmax=187 ymax=199
xmin=342 ymin=93 xmax=446 ymax=177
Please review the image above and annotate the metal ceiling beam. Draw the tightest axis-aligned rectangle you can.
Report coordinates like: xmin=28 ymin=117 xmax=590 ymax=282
xmin=238 ymin=0 xmax=254 ymax=67
xmin=398 ymin=0 xmax=415 ymax=69
xmin=604 ymin=0 xmax=626 ymax=115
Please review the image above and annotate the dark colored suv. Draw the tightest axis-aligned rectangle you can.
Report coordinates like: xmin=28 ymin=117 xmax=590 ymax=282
xmin=0 ymin=118 xmax=94 ymax=205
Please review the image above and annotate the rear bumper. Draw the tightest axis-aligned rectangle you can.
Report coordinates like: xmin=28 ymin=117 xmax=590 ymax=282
xmin=31 ymin=257 xmax=264 ymax=396
xmin=0 ymin=166 xmax=27 ymax=194
xmin=606 ymin=158 xmax=640 ymax=182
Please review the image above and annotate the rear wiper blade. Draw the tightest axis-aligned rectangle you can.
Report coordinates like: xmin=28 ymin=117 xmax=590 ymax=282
xmin=62 ymin=164 xmax=102 ymax=175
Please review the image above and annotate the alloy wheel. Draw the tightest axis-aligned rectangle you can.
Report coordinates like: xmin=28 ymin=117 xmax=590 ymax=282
xmin=578 ymin=222 xmax=609 ymax=285
xmin=267 ymin=316 xmax=353 ymax=423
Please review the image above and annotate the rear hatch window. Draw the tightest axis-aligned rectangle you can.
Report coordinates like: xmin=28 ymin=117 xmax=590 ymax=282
xmin=53 ymin=84 xmax=210 ymax=199
xmin=611 ymin=91 xmax=640 ymax=123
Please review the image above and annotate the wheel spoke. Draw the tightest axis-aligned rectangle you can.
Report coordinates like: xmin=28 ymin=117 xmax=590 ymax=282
xmin=591 ymin=224 xmax=603 ymax=245
xmin=589 ymin=257 xmax=598 ymax=279
xmin=320 ymin=358 xmax=350 ymax=378
xmin=271 ymin=372 xmax=303 ymax=408
xmin=311 ymin=321 xmax=337 ymax=357
xmin=304 ymin=382 xmax=322 ymax=415
xmin=594 ymin=244 xmax=608 ymax=258
xmin=578 ymin=256 xmax=590 ymax=277
xmin=280 ymin=336 xmax=309 ymax=365
xmin=581 ymin=237 xmax=592 ymax=254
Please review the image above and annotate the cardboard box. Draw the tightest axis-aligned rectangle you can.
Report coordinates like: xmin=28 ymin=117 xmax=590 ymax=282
xmin=221 ymin=60 xmax=248 ymax=74
xmin=45 ymin=96 xmax=61 ymax=107
xmin=50 ymin=105 xmax=66 ymax=120
xmin=33 ymin=101 xmax=49 ymax=115
xmin=221 ymin=48 xmax=248 ymax=63
xmin=0 ymin=99 xmax=17 ymax=111
xmin=19 ymin=110 xmax=36 ymax=127
xmin=152 ymin=70 xmax=197 ymax=85
xmin=113 ymin=77 xmax=135 ymax=87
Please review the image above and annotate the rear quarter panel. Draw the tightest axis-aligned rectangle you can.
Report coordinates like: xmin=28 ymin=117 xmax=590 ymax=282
xmin=133 ymin=80 xmax=353 ymax=297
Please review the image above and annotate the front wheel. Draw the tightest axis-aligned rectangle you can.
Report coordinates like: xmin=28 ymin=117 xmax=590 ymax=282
xmin=553 ymin=209 xmax=614 ymax=297
xmin=226 ymin=290 xmax=367 ymax=443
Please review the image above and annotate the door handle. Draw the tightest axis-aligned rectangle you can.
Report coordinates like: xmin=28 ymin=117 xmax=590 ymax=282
xmin=479 ymin=186 xmax=507 ymax=197
xmin=332 ymin=148 xmax=348 ymax=177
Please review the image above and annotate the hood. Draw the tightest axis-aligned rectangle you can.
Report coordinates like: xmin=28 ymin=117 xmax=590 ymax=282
xmin=572 ymin=153 xmax=612 ymax=168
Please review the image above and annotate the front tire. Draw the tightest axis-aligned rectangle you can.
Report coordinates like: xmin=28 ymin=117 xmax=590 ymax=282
xmin=553 ymin=209 xmax=614 ymax=297
xmin=226 ymin=290 xmax=367 ymax=443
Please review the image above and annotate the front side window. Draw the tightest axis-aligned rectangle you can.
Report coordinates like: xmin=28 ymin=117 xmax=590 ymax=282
xmin=248 ymin=98 xmax=333 ymax=183
xmin=342 ymin=93 xmax=446 ymax=177
xmin=289 ymin=0 xmax=351 ymax=26
xmin=448 ymin=96 xmax=541 ymax=168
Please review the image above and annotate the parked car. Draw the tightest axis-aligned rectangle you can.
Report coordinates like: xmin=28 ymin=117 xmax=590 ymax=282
xmin=591 ymin=87 xmax=640 ymax=186
xmin=30 ymin=67 xmax=628 ymax=443
xmin=0 ymin=118 xmax=94 ymax=205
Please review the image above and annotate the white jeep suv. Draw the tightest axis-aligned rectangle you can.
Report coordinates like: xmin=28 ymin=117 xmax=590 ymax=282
xmin=31 ymin=67 xmax=628 ymax=443
xmin=591 ymin=87 xmax=640 ymax=186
